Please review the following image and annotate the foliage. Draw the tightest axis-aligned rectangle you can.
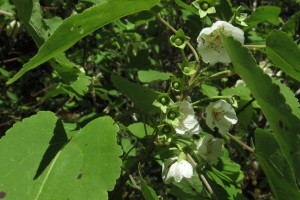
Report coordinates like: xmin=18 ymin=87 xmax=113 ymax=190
xmin=1 ymin=0 xmax=300 ymax=199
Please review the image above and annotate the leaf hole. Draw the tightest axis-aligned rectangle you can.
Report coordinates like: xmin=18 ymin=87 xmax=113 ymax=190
xmin=77 ymin=173 xmax=83 ymax=180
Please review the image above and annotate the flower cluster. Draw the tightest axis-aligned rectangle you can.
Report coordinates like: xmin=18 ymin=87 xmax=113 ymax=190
xmin=157 ymin=19 xmax=241 ymax=185
xmin=155 ymin=95 xmax=237 ymax=183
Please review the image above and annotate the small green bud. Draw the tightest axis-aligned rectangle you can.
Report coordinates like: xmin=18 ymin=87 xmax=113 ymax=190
xmin=160 ymin=96 xmax=169 ymax=105
xmin=168 ymin=111 xmax=177 ymax=120
xmin=183 ymin=67 xmax=190 ymax=73
xmin=172 ymin=82 xmax=180 ymax=89
xmin=200 ymin=2 xmax=209 ymax=11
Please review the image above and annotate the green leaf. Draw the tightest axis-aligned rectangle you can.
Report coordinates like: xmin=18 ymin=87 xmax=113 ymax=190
xmin=7 ymin=0 xmax=159 ymax=84
xmin=201 ymin=84 xmax=219 ymax=97
xmin=13 ymin=0 xmax=48 ymax=46
xmin=266 ymin=31 xmax=300 ymax=82
xmin=222 ymin=35 xmax=300 ymax=180
xmin=111 ymin=74 xmax=159 ymax=113
xmin=248 ymin=6 xmax=281 ymax=26
xmin=0 ymin=112 xmax=122 ymax=199
xmin=13 ymin=0 xmax=91 ymax=98
xmin=255 ymin=129 xmax=300 ymax=200
xmin=128 ymin=123 xmax=154 ymax=138
xmin=138 ymin=70 xmax=172 ymax=83
xmin=139 ymin=165 xmax=159 ymax=200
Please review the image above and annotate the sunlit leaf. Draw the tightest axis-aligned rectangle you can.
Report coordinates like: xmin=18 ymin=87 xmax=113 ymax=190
xmin=0 ymin=112 xmax=122 ymax=200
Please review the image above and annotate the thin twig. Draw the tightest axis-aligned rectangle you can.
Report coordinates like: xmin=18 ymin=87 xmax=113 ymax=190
xmin=155 ymin=14 xmax=200 ymax=63
xmin=0 ymin=9 xmax=14 ymax=17
xmin=226 ymin=132 xmax=255 ymax=153
xmin=200 ymin=174 xmax=214 ymax=196
xmin=186 ymin=154 xmax=218 ymax=200
xmin=3 ymin=57 xmax=18 ymax=64
xmin=129 ymin=174 xmax=141 ymax=190
xmin=244 ymin=44 xmax=266 ymax=49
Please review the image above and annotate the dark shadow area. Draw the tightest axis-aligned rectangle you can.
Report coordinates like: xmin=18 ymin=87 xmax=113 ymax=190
xmin=34 ymin=120 xmax=69 ymax=180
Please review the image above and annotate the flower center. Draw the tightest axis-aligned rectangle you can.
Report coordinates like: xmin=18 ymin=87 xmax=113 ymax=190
xmin=212 ymin=108 xmax=225 ymax=121
xmin=174 ymin=38 xmax=184 ymax=46
xmin=162 ymin=125 xmax=171 ymax=133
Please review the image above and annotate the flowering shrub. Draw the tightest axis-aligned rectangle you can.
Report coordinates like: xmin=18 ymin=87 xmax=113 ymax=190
xmin=1 ymin=0 xmax=299 ymax=199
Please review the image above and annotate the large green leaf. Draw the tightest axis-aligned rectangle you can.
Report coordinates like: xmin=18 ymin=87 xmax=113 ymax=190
xmin=111 ymin=74 xmax=159 ymax=113
xmin=255 ymin=129 xmax=300 ymax=200
xmin=0 ymin=112 xmax=122 ymax=200
xmin=266 ymin=30 xmax=300 ymax=82
xmin=7 ymin=0 xmax=159 ymax=84
xmin=222 ymin=35 xmax=300 ymax=180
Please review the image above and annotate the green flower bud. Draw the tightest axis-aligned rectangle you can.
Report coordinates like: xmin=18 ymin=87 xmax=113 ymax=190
xmin=170 ymin=29 xmax=190 ymax=49
xmin=160 ymin=96 xmax=169 ymax=105
xmin=172 ymin=82 xmax=180 ymax=89
xmin=200 ymin=1 xmax=209 ymax=11
xmin=183 ymin=67 xmax=190 ymax=73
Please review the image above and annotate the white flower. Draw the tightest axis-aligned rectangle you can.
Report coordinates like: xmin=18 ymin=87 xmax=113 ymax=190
xmin=235 ymin=79 xmax=246 ymax=87
xmin=162 ymin=157 xmax=193 ymax=183
xmin=197 ymin=21 xmax=244 ymax=64
xmin=5 ymin=20 xmax=21 ymax=38
xmin=205 ymin=100 xmax=238 ymax=135
xmin=197 ymin=134 xmax=224 ymax=165
xmin=174 ymin=100 xmax=201 ymax=136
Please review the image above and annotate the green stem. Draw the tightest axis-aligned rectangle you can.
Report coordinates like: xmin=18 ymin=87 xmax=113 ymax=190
xmin=192 ymin=96 xmax=232 ymax=105
xmin=155 ymin=14 xmax=200 ymax=63
xmin=244 ymin=44 xmax=266 ymax=49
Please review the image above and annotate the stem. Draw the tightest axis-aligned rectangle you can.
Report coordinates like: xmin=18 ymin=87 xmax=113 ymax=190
xmin=186 ymin=154 xmax=218 ymax=200
xmin=226 ymin=132 xmax=254 ymax=153
xmin=155 ymin=14 xmax=200 ymax=63
xmin=192 ymin=96 xmax=232 ymax=105
xmin=0 ymin=9 xmax=14 ymax=17
xmin=244 ymin=44 xmax=266 ymax=49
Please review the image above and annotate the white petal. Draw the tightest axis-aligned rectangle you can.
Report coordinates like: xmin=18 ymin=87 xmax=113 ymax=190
xmin=177 ymin=160 xmax=193 ymax=179
xmin=166 ymin=162 xmax=177 ymax=182
xmin=205 ymin=102 xmax=215 ymax=131
xmin=175 ymin=100 xmax=195 ymax=116
xmin=197 ymin=21 xmax=244 ymax=64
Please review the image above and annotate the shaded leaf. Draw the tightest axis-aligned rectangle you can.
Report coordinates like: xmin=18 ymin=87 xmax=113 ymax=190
xmin=222 ymin=35 xmax=300 ymax=180
xmin=139 ymin=165 xmax=159 ymax=200
xmin=111 ymin=74 xmax=159 ymax=113
xmin=255 ymin=129 xmax=300 ymax=200
xmin=248 ymin=6 xmax=281 ymax=26
xmin=266 ymin=30 xmax=300 ymax=82
xmin=128 ymin=123 xmax=154 ymax=138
